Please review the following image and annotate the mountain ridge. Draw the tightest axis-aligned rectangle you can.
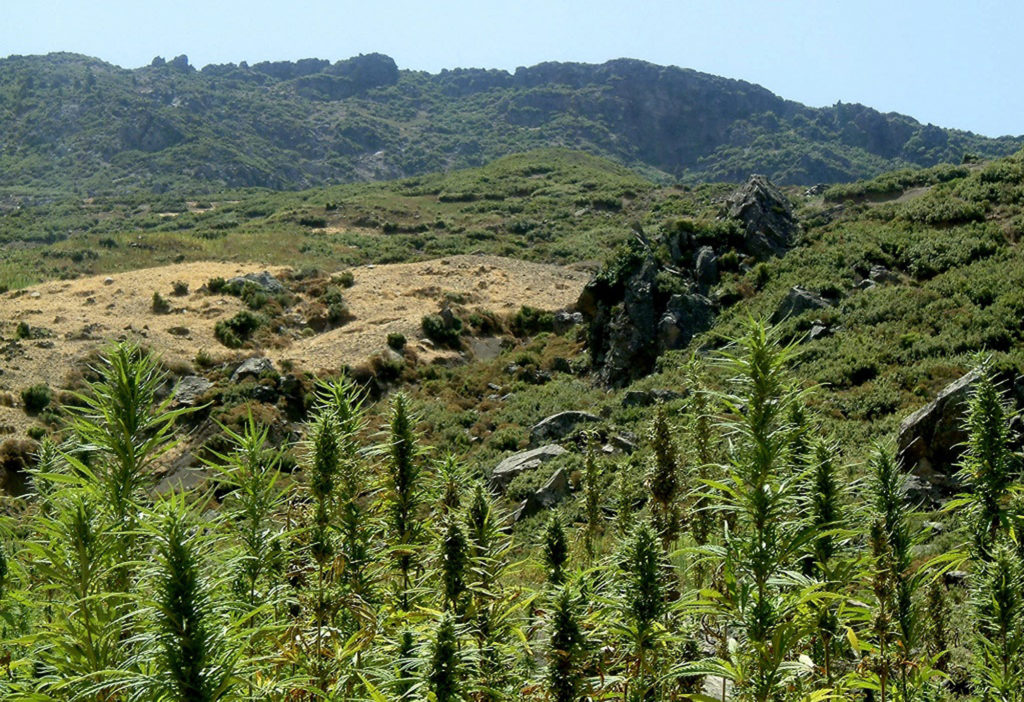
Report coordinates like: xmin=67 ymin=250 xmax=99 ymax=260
xmin=1 ymin=51 xmax=1020 ymax=195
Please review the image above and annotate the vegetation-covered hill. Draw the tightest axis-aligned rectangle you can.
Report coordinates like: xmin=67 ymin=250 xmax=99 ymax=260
xmin=1 ymin=51 xmax=1021 ymax=197
xmin=2 ymin=146 xmax=1024 ymax=699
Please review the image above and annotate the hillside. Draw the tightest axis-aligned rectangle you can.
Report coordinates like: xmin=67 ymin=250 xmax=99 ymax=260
xmin=1 ymin=52 xmax=1020 ymax=197
xmin=3 ymin=141 xmax=1024 ymax=698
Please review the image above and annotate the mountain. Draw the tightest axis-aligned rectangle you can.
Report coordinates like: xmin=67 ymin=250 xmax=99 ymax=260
xmin=1 ymin=52 xmax=1020 ymax=196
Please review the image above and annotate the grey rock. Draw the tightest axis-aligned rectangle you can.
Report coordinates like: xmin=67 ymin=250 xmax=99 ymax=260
xmin=553 ymin=310 xmax=584 ymax=334
xmin=724 ymin=174 xmax=798 ymax=259
xmin=694 ymin=246 xmax=718 ymax=287
xmin=174 ymin=375 xmax=213 ymax=405
xmin=944 ymin=570 xmax=969 ymax=588
xmin=808 ymin=324 xmax=831 ymax=341
xmin=609 ymin=432 xmax=639 ymax=454
xmin=897 ymin=369 xmax=982 ymax=498
xmin=658 ymin=293 xmax=714 ymax=351
xmin=772 ymin=286 xmax=832 ymax=323
xmin=227 ymin=271 xmax=286 ymax=294
xmin=231 ymin=357 xmax=274 ymax=383
xmin=530 ymin=411 xmax=600 ymax=446
xmin=252 ymin=384 xmax=279 ymax=403
xmin=869 ymin=265 xmax=899 ymax=284
xmin=488 ymin=444 xmax=567 ymax=493
xmin=512 ymin=468 xmax=572 ymax=522
xmin=853 ymin=278 xmax=876 ymax=291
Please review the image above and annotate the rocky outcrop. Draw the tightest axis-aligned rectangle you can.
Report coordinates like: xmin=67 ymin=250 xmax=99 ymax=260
xmin=488 ymin=444 xmax=567 ymax=493
xmin=580 ymin=175 xmax=797 ymax=385
xmin=173 ymin=375 xmax=213 ymax=405
xmin=896 ymin=369 xmax=980 ymax=498
xmin=723 ymin=174 xmax=799 ymax=258
xmin=511 ymin=468 xmax=572 ymax=522
xmin=227 ymin=271 xmax=286 ymax=294
xmin=231 ymin=357 xmax=274 ymax=383
xmin=529 ymin=411 xmax=601 ymax=447
xmin=772 ymin=286 xmax=833 ymax=323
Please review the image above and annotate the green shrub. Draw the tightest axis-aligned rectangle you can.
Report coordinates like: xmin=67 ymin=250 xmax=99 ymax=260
xmin=15 ymin=321 xmax=30 ymax=339
xmin=21 ymin=384 xmax=51 ymax=414
xmin=509 ymin=306 xmax=555 ymax=336
xmin=387 ymin=332 xmax=407 ymax=351
xmin=151 ymin=291 xmax=171 ymax=314
xmin=207 ymin=277 xmax=227 ymax=294
xmin=422 ymin=313 xmax=463 ymax=348
xmin=335 ymin=270 xmax=355 ymax=288
xmin=214 ymin=311 xmax=263 ymax=348
xmin=171 ymin=280 xmax=189 ymax=296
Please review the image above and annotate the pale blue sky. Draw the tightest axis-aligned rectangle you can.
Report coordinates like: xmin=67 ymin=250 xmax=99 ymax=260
xmin=3 ymin=0 xmax=1020 ymax=136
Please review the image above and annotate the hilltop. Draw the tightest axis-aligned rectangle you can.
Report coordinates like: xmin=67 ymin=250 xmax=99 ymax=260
xmin=1 ymin=52 xmax=1020 ymax=197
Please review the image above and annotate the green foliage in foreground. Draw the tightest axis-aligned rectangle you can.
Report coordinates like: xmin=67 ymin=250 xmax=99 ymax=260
xmin=0 ymin=324 xmax=1021 ymax=701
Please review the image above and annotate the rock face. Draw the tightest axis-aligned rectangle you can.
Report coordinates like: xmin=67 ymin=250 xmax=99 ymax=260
xmin=529 ymin=411 xmax=601 ymax=446
xmin=897 ymin=369 xmax=981 ymax=498
xmin=772 ymin=286 xmax=833 ymax=323
xmin=724 ymin=174 xmax=799 ymax=258
xmin=579 ymin=175 xmax=797 ymax=385
xmin=488 ymin=444 xmax=567 ymax=493
xmin=512 ymin=468 xmax=572 ymax=522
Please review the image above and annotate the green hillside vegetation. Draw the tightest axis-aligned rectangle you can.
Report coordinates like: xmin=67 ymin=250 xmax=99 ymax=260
xmin=2 ymin=146 xmax=1024 ymax=698
xmin=1 ymin=52 xmax=1020 ymax=197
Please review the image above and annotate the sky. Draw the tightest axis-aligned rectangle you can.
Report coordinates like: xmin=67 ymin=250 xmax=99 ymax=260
xmin=3 ymin=0 xmax=1020 ymax=137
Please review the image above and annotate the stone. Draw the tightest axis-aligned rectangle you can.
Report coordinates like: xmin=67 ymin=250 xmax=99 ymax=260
xmin=488 ymin=444 xmax=567 ymax=493
xmin=103 ymin=276 xmax=115 ymax=285
xmin=231 ymin=357 xmax=274 ymax=383
xmin=896 ymin=369 xmax=981 ymax=498
xmin=621 ymin=389 xmax=685 ymax=407
xmin=167 ymin=326 xmax=190 ymax=337
xmin=869 ymin=265 xmax=899 ymax=284
xmin=772 ymin=286 xmax=832 ymax=323
xmin=173 ymin=375 xmax=213 ymax=405
xmin=512 ymin=468 xmax=572 ymax=522
xmin=723 ymin=174 xmax=798 ymax=259
xmin=808 ymin=324 xmax=831 ymax=341
xmin=553 ymin=310 xmax=584 ymax=334
xmin=694 ymin=246 xmax=718 ymax=287
xmin=609 ymin=432 xmax=639 ymax=454
xmin=658 ymin=293 xmax=714 ymax=351
xmin=853 ymin=278 xmax=876 ymax=291
xmin=227 ymin=270 xmax=286 ymax=294
xmin=529 ymin=411 xmax=600 ymax=446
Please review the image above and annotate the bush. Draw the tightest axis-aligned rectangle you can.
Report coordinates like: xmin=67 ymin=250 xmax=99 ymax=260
xmin=387 ymin=332 xmax=407 ymax=351
xmin=194 ymin=349 xmax=215 ymax=368
xmin=152 ymin=291 xmax=171 ymax=314
xmin=207 ymin=277 xmax=227 ymax=294
xmin=171 ymin=280 xmax=189 ymax=296
xmin=509 ymin=306 xmax=554 ymax=336
xmin=335 ymin=270 xmax=355 ymax=288
xmin=422 ymin=312 xmax=463 ymax=348
xmin=214 ymin=311 xmax=263 ymax=348
xmin=15 ymin=321 xmax=30 ymax=339
xmin=21 ymin=384 xmax=51 ymax=414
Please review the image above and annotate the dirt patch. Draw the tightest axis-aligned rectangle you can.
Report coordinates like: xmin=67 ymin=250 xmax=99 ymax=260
xmin=0 ymin=255 xmax=588 ymax=433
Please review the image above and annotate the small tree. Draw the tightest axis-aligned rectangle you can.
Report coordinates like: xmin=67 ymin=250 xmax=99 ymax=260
xmin=543 ymin=514 xmax=569 ymax=586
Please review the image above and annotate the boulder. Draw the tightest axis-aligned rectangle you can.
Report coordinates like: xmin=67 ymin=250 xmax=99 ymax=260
xmin=896 ymin=369 xmax=981 ymax=497
xmin=772 ymin=286 xmax=832 ymax=323
xmin=658 ymin=293 xmax=714 ymax=351
xmin=511 ymin=468 xmax=572 ymax=522
xmin=723 ymin=174 xmax=798 ymax=259
xmin=227 ymin=271 xmax=286 ymax=294
xmin=173 ymin=375 xmax=213 ymax=405
xmin=530 ymin=411 xmax=600 ymax=446
xmin=694 ymin=246 xmax=718 ymax=287
xmin=488 ymin=444 xmax=567 ymax=493
xmin=869 ymin=265 xmax=900 ymax=284
xmin=231 ymin=357 xmax=274 ymax=383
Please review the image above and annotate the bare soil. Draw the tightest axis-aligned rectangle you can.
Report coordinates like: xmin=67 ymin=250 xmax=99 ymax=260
xmin=0 ymin=255 xmax=588 ymax=436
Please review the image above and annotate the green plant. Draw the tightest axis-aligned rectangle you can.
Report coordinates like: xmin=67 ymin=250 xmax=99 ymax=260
xmin=152 ymin=291 xmax=171 ymax=314
xmin=386 ymin=332 xmax=407 ymax=351
xmin=547 ymin=585 xmax=584 ymax=702
xmin=21 ymin=384 xmax=51 ymax=413
xmin=422 ymin=312 xmax=463 ymax=348
xmin=214 ymin=311 xmax=263 ymax=348
xmin=543 ymin=514 xmax=568 ymax=585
